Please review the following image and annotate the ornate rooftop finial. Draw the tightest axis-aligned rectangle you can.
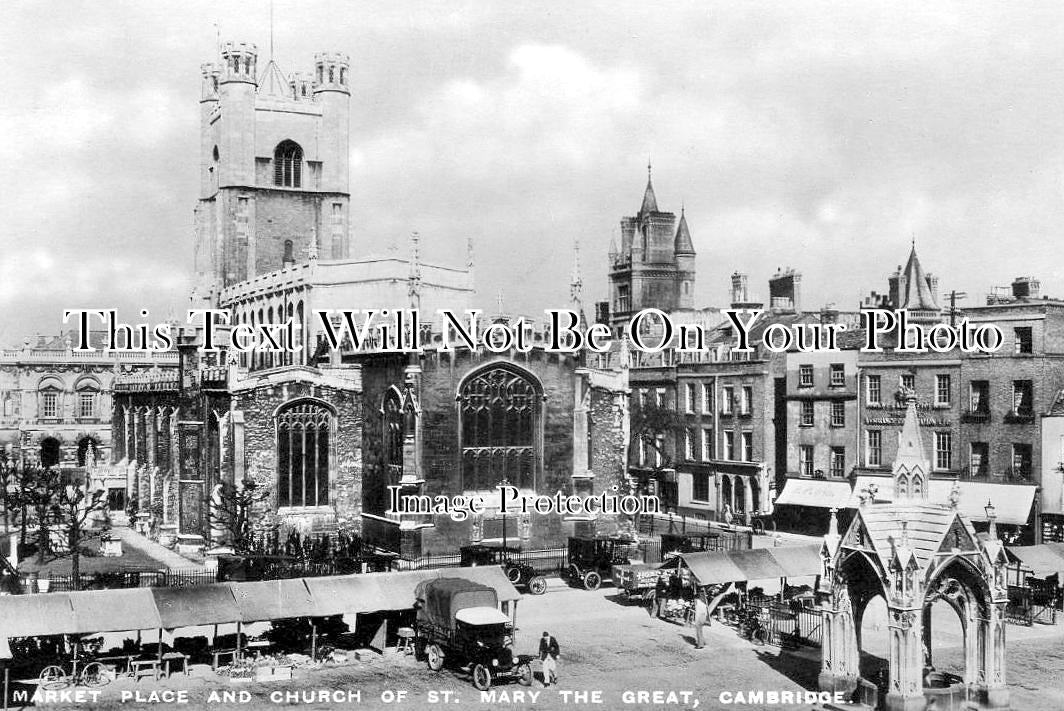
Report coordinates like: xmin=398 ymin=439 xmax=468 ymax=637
xmin=569 ymin=239 xmax=583 ymax=307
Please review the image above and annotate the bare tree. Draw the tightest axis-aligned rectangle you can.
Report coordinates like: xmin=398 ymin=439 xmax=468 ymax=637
xmin=49 ymin=476 xmax=108 ymax=590
xmin=206 ymin=478 xmax=270 ymax=554
xmin=627 ymin=400 xmax=684 ymax=520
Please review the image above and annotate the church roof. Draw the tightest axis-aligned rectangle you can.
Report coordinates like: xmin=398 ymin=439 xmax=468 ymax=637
xmin=640 ymin=175 xmax=659 ymax=214
xmin=674 ymin=209 xmax=695 ymax=255
xmin=900 ymin=245 xmax=939 ymax=312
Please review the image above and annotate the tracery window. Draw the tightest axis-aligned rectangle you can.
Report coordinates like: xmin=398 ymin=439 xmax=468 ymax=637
xmin=273 ymin=140 xmax=303 ymax=188
xmin=276 ymin=401 xmax=330 ymax=507
xmin=459 ymin=367 xmax=539 ymax=491
xmin=382 ymin=389 xmax=404 ymax=482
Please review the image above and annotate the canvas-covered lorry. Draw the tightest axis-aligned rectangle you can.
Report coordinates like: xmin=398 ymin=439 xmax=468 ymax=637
xmin=414 ymin=577 xmax=533 ymax=690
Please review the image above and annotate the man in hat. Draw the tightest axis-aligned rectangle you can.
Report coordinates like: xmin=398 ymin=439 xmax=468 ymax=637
xmin=539 ymin=631 xmax=560 ymax=686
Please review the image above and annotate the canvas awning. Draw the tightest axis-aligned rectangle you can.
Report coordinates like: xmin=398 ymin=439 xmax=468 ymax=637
xmin=68 ymin=588 xmax=162 ymax=634
xmin=1007 ymin=543 xmax=1064 ymax=578
xmin=0 ymin=593 xmax=75 ymax=637
xmin=851 ymin=476 xmax=1037 ymax=525
xmin=730 ymin=548 xmax=787 ymax=581
xmin=231 ymin=579 xmax=318 ymax=623
xmin=151 ymin=584 xmax=240 ymax=628
xmin=774 ymin=479 xmax=853 ymax=509
xmin=766 ymin=545 xmax=823 ymax=578
xmin=663 ymin=545 xmax=820 ymax=586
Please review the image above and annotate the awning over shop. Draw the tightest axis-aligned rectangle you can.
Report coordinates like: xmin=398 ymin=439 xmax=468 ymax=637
xmin=850 ymin=476 xmax=1037 ymax=525
xmin=1007 ymin=543 xmax=1064 ymax=578
xmin=151 ymin=584 xmax=240 ymax=629
xmin=774 ymin=479 xmax=853 ymax=509
xmin=0 ymin=593 xmax=75 ymax=637
xmin=663 ymin=544 xmax=822 ymax=586
xmin=231 ymin=579 xmax=318 ymax=623
xmin=68 ymin=588 xmax=161 ymax=634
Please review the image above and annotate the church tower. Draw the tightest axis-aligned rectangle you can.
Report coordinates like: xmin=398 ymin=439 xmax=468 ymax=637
xmin=608 ymin=166 xmax=697 ymax=330
xmin=192 ymin=41 xmax=352 ymax=300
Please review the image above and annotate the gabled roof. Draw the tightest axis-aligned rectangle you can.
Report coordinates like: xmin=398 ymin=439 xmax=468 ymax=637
xmin=901 ymin=246 xmax=939 ymax=311
xmin=847 ymin=503 xmax=969 ymax=569
xmin=674 ymin=208 xmax=695 ymax=255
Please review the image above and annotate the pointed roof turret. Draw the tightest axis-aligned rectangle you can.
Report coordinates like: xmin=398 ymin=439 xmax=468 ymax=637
xmin=901 ymin=245 xmax=939 ymax=312
xmin=674 ymin=206 xmax=695 ymax=255
xmin=896 ymin=398 xmax=928 ymax=468
xmin=640 ymin=162 xmax=658 ymax=214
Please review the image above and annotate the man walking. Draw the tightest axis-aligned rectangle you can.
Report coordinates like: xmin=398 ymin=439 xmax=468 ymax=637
xmin=693 ymin=591 xmax=709 ymax=649
xmin=653 ymin=573 xmax=668 ymax=618
xmin=539 ymin=631 xmax=559 ymax=686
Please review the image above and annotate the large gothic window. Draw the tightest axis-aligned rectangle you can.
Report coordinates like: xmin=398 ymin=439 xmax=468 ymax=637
xmin=382 ymin=389 xmax=404 ymax=482
xmin=459 ymin=366 xmax=539 ymax=491
xmin=273 ymin=140 xmax=303 ymax=188
xmin=276 ymin=401 xmax=331 ymax=507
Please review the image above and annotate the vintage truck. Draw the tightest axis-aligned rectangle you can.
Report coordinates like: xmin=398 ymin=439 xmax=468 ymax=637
xmin=414 ymin=577 xmax=534 ymax=690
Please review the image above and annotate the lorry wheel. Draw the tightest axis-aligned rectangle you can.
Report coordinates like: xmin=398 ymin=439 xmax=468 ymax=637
xmin=528 ymin=576 xmax=547 ymax=595
xmin=427 ymin=644 xmax=444 ymax=671
xmin=516 ymin=662 xmax=532 ymax=686
xmin=472 ymin=663 xmax=492 ymax=691
xmin=583 ymin=571 xmax=601 ymax=590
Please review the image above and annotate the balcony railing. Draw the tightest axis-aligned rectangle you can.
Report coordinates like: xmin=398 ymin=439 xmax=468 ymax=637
xmin=960 ymin=410 xmax=991 ymax=423
xmin=1004 ymin=410 xmax=1035 ymax=424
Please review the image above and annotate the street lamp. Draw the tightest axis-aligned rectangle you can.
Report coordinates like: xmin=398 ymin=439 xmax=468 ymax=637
xmin=984 ymin=499 xmax=998 ymax=540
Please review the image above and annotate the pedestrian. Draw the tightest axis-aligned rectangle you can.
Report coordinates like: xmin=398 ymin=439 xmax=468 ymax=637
xmin=539 ymin=631 xmax=559 ymax=686
xmin=654 ymin=574 xmax=668 ymax=618
xmin=693 ymin=591 xmax=709 ymax=649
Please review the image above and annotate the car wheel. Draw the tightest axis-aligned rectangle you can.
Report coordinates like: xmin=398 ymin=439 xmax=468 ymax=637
xmin=528 ymin=576 xmax=547 ymax=595
xmin=516 ymin=662 xmax=532 ymax=686
xmin=506 ymin=566 xmax=522 ymax=584
xmin=567 ymin=565 xmax=581 ymax=585
xmin=472 ymin=663 xmax=492 ymax=691
xmin=427 ymin=644 xmax=444 ymax=671
xmin=583 ymin=571 xmax=601 ymax=590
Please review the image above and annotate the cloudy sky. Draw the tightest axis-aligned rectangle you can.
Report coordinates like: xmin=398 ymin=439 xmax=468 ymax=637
xmin=2 ymin=1 xmax=1063 ymax=342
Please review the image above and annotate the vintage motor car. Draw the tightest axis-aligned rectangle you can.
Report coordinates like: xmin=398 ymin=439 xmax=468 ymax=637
xmin=414 ymin=577 xmax=534 ymax=690
xmin=563 ymin=535 xmax=638 ymax=590
xmin=459 ymin=545 xmax=548 ymax=595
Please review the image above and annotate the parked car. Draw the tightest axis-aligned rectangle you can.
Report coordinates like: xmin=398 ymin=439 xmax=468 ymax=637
xmin=459 ymin=545 xmax=548 ymax=595
xmin=563 ymin=536 xmax=638 ymax=590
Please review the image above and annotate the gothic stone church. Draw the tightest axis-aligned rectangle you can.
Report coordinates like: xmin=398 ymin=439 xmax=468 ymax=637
xmin=110 ymin=42 xmax=628 ymax=556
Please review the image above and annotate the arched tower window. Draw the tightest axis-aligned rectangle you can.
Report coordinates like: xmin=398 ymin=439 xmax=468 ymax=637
xmin=276 ymin=400 xmax=331 ymax=507
xmin=273 ymin=140 xmax=303 ymax=188
xmin=382 ymin=389 xmax=404 ymax=483
xmin=283 ymin=240 xmax=294 ymax=264
xmin=459 ymin=366 xmax=540 ymax=492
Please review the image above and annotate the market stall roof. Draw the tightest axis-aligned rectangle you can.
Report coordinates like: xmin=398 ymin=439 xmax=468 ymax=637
xmin=663 ymin=545 xmax=823 ymax=586
xmin=1006 ymin=543 xmax=1064 ymax=578
xmin=850 ymin=476 xmax=1036 ymax=526
xmin=151 ymin=584 xmax=240 ymax=628
xmin=304 ymin=567 xmax=520 ymax=618
xmin=774 ymin=478 xmax=854 ymax=509
xmin=0 ymin=593 xmax=75 ymax=637
xmin=766 ymin=545 xmax=823 ymax=578
xmin=730 ymin=549 xmax=788 ymax=581
xmin=231 ymin=579 xmax=318 ymax=622
xmin=68 ymin=588 xmax=162 ymax=634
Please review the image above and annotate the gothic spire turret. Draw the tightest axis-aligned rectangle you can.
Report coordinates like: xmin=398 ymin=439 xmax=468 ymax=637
xmin=640 ymin=162 xmax=658 ymax=214
xmin=900 ymin=244 xmax=939 ymax=314
xmin=674 ymin=205 xmax=695 ymax=255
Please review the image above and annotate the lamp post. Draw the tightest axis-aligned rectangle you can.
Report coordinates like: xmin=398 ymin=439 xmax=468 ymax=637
xmin=499 ymin=478 xmax=510 ymax=549
xmin=985 ymin=499 xmax=998 ymax=540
